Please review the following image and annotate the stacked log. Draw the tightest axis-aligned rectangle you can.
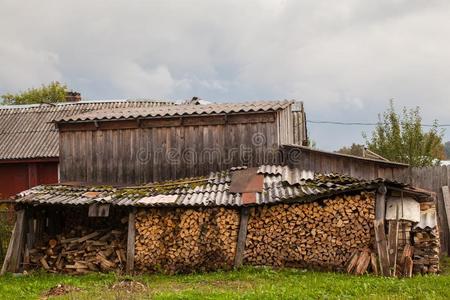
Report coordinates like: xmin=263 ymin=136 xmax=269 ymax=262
xmin=413 ymin=228 xmax=440 ymax=274
xmin=135 ymin=207 xmax=239 ymax=273
xmin=412 ymin=202 xmax=440 ymax=274
xmin=26 ymin=226 xmax=127 ymax=274
xmin=244 ymin=192 xmax=376 ymax=270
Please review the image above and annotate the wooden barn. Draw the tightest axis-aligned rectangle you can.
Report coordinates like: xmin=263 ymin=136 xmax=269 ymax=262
xmin=54 ymin=100 xmax=308 ymax=184
xmin=0 ymin=99 xmax=173 ymax=201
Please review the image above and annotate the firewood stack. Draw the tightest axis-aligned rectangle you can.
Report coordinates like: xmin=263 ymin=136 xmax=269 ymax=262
xmin=413 ymin=227 xmax=440 ymax=274
xmin=26 ymin=226 xmax=127 ymax=274
xmin=135 ymin=207 xmax=239 ymax=273
xmin=244 ymin=192 xmax=376 ymax=269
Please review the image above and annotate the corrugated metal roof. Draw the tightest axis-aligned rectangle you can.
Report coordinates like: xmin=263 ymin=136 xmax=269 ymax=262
xmin=56 ymin=100 xmax=293 ymax=123
xmin=15 ymin=165 xmax=414 ymax=208
xmin=0 ymin=100 xmax=173 ymax=160
xmin=415 ymin=207 xmax=437 ymax=229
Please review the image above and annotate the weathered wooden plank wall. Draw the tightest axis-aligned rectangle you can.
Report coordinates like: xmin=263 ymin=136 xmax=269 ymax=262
xmin=282 ymin=145 xmax=409 ymax=180
xmin=60 ymin=120 xmax=281 ymax=185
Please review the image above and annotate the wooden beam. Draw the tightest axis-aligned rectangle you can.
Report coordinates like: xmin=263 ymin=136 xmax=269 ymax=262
xmin=441 ymin=186 xmax=450 ymax=252
xmin=234 ymin=207 xmax=250 ymax=268
xmin=126 ymin=208 xmax=136 ymax=274
xmin=374 ymin=219 xmax=390 ymax=276
xmin=375 ymin=184 xmax=387 ymax=220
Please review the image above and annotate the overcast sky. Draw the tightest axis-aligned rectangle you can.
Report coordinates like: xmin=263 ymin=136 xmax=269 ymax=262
xmin=1 ymin=0 xmax=450 ymax=150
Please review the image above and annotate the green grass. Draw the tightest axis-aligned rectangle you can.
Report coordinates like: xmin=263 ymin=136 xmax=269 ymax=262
xmin=1 ymin=266 xmax=449 ymax=300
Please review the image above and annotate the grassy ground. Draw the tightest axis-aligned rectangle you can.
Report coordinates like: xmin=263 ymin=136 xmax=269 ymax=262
xmin=1 ymin=264 xmax=450 ymax=300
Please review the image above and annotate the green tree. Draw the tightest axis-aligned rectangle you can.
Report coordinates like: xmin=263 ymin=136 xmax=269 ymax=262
xmin=336 ymin=143 xmax=365 ymax=157
xmin=364 ymin=100 xmax=444 ymax=167
xmin=1 ymin=81 xmax=69 ymax=105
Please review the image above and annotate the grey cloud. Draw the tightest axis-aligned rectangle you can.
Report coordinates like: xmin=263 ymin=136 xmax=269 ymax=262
xmin=1 ymin=0 xmax=450 ymax=150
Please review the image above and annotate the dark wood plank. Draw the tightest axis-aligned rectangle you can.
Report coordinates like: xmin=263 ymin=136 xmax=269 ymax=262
xmin=234 ymin=207 xmax=250 ymax=268
xmin=374 ymin=219 xmax=390 ymax=276
xmin=126 ymin=209 xmax=136 ymax=274
xmin=375 ymin=184 xmax=387 ymax=220
xmin=7 ymin=209 xmax=26 ymax=273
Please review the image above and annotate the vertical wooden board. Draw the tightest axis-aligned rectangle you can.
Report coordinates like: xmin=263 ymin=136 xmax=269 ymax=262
xmin=387 ymin=220 xmax=399 ymax=275
xmin=127 ymin=129 xmax=136 ymax=185
xmin=375 ymin=184 xmax=387 ymax=221
xmin=91 ymin=130 xmax=98 ymax=183
xmin=8 ymin=209 xmax=26 ymax=273
xmin=1 ymin=222 xmax=16 ymax=275
xmin=68 ymin=132 xmax=76 ymax=180
xmin=152 ymin=128 xmax=160 ymax=182
xmin=436 ymin=166 xmax=447 ymax=253
xmin=442 ymin=186 xmax=450 ymax=255
xmin=374 ymin=219 xmax=390 ymax=276
xmin=85 ymin=131 xmax=94 ymax=183
xmin=136 ymin=128 xmax=144 ymax=184
xmin=177 ymin=126 xmax=186 ymax=179
xmin=170 ymin=126 xmax=178 ymax=179
xmin=58 ymin=133 xmax=67 ymax=182
xmin=95 ymin=131 xmax=104 ymax=184
xmin=126 ymin=209 xmax=136 ymax=274
xmin=196 ymin=125 xmax=202 ymax=174
xmin=234 ymin=207 xmax=249 ymax=268
xmin=117 ymin=130 xmax=125 ymax=184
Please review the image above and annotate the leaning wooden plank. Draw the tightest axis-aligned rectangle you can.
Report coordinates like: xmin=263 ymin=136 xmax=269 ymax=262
xmin=441 ymin=186 xmax=450 ymax=250
xmin=355 ymin=249 xmax=371 ymax=275
xmin=234 ymin=207 xmax=250 ymax=268
xmin=126 ymin=209 xmax=136 ymax=274
xmin=374 ymin=219 xmax=390 ymax=276
xmin=346 ymin=251 xmax=360 ymax=274
xmin=8 ymin=210 xmax=26 ymax=273
xmin=0 ymin=222 xmax=17 ymax=275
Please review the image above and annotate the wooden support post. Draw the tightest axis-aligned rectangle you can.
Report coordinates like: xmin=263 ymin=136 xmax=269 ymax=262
xmin=126 ymin=208 xmax=136 ymax=274
xmin=441 ymin=186 xmax=450 ymax=252
xmin=376 ymin=184 xmax=387 ymax=220
xmin=234 ymin=207 xmax=249 ymax=268
xmin=1 ymin=209 xmax=26 ymax=274
xmin=374 ymin=219 xmax=390 ymax=276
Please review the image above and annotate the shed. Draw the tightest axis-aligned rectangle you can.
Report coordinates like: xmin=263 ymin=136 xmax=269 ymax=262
xmin=4 ymin=165 xmax=436 ymax=276
xmin=54 ymin=100 xmax=308 ymax=185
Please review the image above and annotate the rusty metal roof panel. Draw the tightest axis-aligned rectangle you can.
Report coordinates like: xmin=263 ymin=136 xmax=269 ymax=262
xmin=56 ymin=100 xmax=293 ymax=122
xmin=0 ymin=100 xmax=174 ymax=160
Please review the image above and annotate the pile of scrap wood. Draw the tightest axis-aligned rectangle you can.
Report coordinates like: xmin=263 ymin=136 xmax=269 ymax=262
xmin=372 ymin=219 xmax=415 ymax=277
xmin=244 ymin=192 xmax=376 ymax=269
xmin=25 ymin=226 xmax=126 ymax=274
xmin=135 ymin=207 xmax=239 ymax=273
xmin=346 ymin=248 xmax=378 ymax=275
